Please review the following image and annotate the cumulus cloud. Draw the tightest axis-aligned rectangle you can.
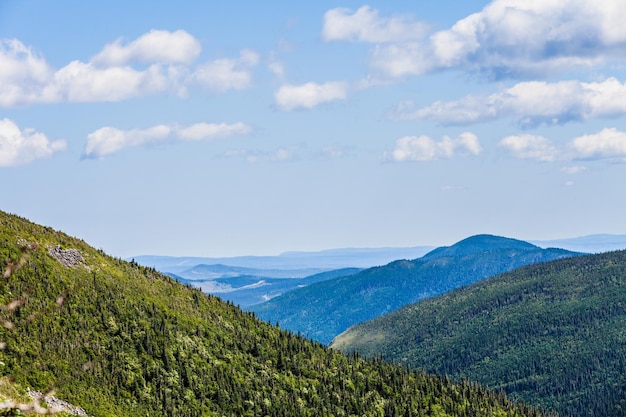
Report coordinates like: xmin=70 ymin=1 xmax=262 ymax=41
xmin=498 ymin=128 xmax=626 ymax=163
xmin=176 ymin=122 xmax=252 ymax=141
xmin=49 ymin=61 xmax=169 ymax=102
xmin=396 ymin=78 xmax=626 ymax=127
xmin=85 ymin=122 xmax=252 ymax=159
xmin=274 ymin=81 xmax=348 ymax=111
xmin=85 ymin=125 xmax=171 ymax=158
xmin=0 ymin=118 xmax=66 ymax=167
xmin=498 ymin=134 xmax=558 ymax=162
xmin=0 ymin=39 xmax=55 ymax=106
xmin=571 ymin=128 xmax=626 ymax=161
xmin=332 ymin=1 xmax=626 ymax=79
xmin=191 ymin=49 xmax=259 ymax=92
xmin=91 ymin=29 xmax=202 ymax=66
xmin=384 ymin=132 xmax=482 ymax=162
xmin=0 ymin=32 xmax=259 ymax=107
xmin=322 ymin=6 xmax=428 ymax=43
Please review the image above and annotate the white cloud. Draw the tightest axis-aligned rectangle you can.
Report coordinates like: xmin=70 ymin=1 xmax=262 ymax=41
xmin=274 ymin=82 xmax=348 ymax=111
xmin=91 ymin=29 xmax=201 ymax=66
xmin=370 ymin=43 xmax=436 ymax=78
xmin=398 ymin=77 xmax=626 ymax=126
xmin=320 ymin=146 xmax=345 ymax=159
xmin=360 ymin=0 xmax=626 ymax=79
xmin=571 ymin=128 xmax=626 ymax=161
xmin=0 ymin=118 xmax=66 ymax=167
xmin=85 ymin=122 xmax=252 ymax=159
xmin=498 ymin=134 xmax=558 ymax=162
xmin=0 ymin=39 xmax=54 ymax=106
xmin=176 ymin=122 xmax=252 ymax=141
xmin=322 ymin=6 xmax=428 ymax=43
xmin=191 ymin=49 xmax=259 ymax=92
xmin=384 ymin=132 xmax=482 ymax=162
xmin=0 ymin=39 xmax=51 ymax=83
xmin=268 ymin=61 xmax=285 ymax=79
xmin=85 ymin=125 xmax=171 ymax=158
xmin=560 ymin=165 xmax=587 ymax=174
xmin=225 ymin=147 xmax=298 ymax=163
xmin=497 ymin=128 xmax=626 ymax=163
xmin=50 ymin=61 xmax=170 ymax=102
xmin=0 ymin=33 xmax=259 ymax=107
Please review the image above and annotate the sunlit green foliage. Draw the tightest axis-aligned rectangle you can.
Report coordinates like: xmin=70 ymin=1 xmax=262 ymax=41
xmin=0 ymin=210 xmax=552 ymax=416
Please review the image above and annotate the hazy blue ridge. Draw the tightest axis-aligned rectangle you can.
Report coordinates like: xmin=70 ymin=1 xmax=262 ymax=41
xmin=131 ymin=245 xmax=434 ymax=272
xmin=168 ymin=267 xmax=362 ymax=307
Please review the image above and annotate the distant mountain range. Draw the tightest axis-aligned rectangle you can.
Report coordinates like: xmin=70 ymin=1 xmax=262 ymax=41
xmin=169 ymin=267 xmax=362 ymax=307
xmin=249 ymin=235 xmax=582 ymax=344
xmin=331 ymin=249 xmax=626 ymax=417
xmin=530 ymin=233 xmax=626 ymax=253
xmin=133 ymin=234 xmax=626 ymax=308
xmin=132 ymin=245 xmax=435 ymax=273
xmin=132 ymin=234 xmax=626 ymax=274
xmin=134 ymin=247 xmax=431 ymax=306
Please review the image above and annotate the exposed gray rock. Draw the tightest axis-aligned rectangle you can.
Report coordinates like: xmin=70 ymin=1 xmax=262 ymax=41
xmin=27 ymin=389 xmax=88 ymax=416
xmin=47 ymin=245 xmax=89 ymax=270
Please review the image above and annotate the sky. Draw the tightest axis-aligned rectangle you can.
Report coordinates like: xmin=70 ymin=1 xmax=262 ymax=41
xmin=2 ymin=0 xmax=626 ymax=258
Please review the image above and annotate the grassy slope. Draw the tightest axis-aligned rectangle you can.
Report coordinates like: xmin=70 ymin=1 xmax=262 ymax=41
xmin=0 ymin=211 xmax=549 ymax=416
xmin=332 ymin=251 xmax=626 ymax=417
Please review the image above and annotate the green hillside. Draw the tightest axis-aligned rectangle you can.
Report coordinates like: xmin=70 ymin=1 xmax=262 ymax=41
xmin=250 ymin=235 xmax=580 ymax=344
xmin=0 ymin=211 xmax=549 ymax=416
xmin=332 ymin=250 xmax=626 ymax=417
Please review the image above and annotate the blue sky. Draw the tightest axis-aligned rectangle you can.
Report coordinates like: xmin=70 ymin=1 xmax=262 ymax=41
xmin=2 ymin=0 xmax=626 ymax=257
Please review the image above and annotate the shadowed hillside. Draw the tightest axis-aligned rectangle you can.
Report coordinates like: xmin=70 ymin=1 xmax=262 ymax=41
xmin=332 ymin=250 xmax=626 ymax=417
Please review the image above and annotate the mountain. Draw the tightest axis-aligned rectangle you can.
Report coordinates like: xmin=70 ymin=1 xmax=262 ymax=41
xmin=331 ymin=250 xmax=626 ymax=417
xmin=132 ymin=233 xmax=626 ymax=276
xmin=530 ymin=233 xmax=626 ymax=253
xmin=132 ymin=245 xmax=434 ymax=273
xmin=170 ymin=267 xmax=362 ymax=307
xmin=249 ymin=234 xmax=582 ymax=344
xmin=0 ymin=210 xmax=548 ymax=416
xmin=423 ymin=235 xmax=538 ymax=259
xmin=176 ymin=263 xmax=327 ymax=279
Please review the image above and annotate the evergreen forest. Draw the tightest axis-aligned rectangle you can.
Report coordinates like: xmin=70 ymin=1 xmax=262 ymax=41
xmin=332 ymin=250 xmax=626 ymax=417
xmin=0 ymin=210 xmax=549 ymax=416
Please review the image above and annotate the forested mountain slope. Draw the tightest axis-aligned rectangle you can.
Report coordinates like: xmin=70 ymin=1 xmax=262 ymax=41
xmin=0 ymin=211 xmax=549 ymax=416
xmin=250 ymin=235 xmax=580 ymax=344
xmin=332 ymin=250 xmax=626 ymax=417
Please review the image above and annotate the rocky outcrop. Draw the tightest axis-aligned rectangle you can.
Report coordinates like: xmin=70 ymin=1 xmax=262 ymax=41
xmin=27 ymin=389 xmax=88 ymax=416
xmin=47 ymin=245 xmax=89 ymax=270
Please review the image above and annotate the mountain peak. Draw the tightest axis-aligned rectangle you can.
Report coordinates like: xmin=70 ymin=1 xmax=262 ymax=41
xmin=423 ymin=234 xmax=538 ymax=259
